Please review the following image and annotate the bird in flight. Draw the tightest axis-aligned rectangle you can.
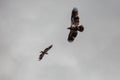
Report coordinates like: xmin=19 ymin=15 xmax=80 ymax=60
xmin=67 ymin=7 xmax=84 ymax=42
xmin=39 ymin=45 xmax=53 ymax=60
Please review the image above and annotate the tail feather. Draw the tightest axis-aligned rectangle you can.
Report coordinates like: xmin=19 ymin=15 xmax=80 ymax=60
xmin=78 ymin=25 xmax=84 ymax=32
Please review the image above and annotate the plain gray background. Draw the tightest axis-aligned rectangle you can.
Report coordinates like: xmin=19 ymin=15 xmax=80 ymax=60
xmin=0 ymin=0 xmax=120 ymax=80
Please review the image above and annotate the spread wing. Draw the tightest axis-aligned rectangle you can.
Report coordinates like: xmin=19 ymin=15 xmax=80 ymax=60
xmin=39 ymin=53 xmax=45 ymax=60
xmin=71 ymin=7 xmax=78 ymax=25
xmin=44 ymin=45 xmax=53 ymax=53
xmin=68 ymin=30 xmax=78 ymax=42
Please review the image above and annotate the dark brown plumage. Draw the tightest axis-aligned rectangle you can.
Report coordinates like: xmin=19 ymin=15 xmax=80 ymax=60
xmin=39 ymin=45 xmax=53 ymax=60
xmin=68 ymin=30 xmax=78 ymax=42
xmin=67 ymin=7 xmax=84 ymax=42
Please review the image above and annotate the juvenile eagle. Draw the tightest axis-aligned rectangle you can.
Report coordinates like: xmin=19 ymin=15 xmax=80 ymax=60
xmin=67 ymin=7 xmax=84 ymax=42
xmin=39 ymin=45 xmax=53 ymax=60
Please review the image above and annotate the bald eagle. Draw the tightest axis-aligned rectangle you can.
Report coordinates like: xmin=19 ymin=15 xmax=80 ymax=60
xmin=67 ymin=7 xmax=84 ymax=42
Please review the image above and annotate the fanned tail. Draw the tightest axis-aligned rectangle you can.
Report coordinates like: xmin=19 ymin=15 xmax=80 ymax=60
xmin=78 ymin=25 xmax=84 ymax=32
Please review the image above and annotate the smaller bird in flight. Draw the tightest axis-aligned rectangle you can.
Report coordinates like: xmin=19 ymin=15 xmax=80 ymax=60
xmin=39 ymin=45 xmax=53 ymax=61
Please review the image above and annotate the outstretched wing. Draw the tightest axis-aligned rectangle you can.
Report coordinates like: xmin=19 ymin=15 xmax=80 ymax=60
xmin=39 ymin=53 xmax=45 ymax=60
xmin=44 ymin=45 xmax=53 ymax=53
xmin=71 ymin=7 xmax=78 ymax=25
xmin=68 ymin=30 xmax=78 ymax=42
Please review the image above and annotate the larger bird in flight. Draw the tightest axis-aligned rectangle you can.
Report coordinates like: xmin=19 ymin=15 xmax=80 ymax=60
xmin=39 ymin=45 xmax=53 ymax=60
xmin=67 ymin=7 xmax=84 ymax=42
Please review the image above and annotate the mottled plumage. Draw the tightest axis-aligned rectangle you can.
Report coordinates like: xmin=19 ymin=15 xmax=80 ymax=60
xmin=67 ymin=7 xmax=84 ymax=42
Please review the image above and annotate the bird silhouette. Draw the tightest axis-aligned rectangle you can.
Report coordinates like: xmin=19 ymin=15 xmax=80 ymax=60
xmin=67 ymin=7 xmax=84 ymax=42
xmin=39 ymin=45 xmax=53 ymax=60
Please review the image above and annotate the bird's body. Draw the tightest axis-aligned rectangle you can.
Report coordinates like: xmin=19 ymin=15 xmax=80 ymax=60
xmin=39 ymin=45 xmax=53 ymax=60
xmin=67 ymin=7 xmax=84 ymax=42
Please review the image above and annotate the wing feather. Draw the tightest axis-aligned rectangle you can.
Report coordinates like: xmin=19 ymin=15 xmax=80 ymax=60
xmin=44 ymin=45 xmax=53 ymax=52
xmin=39 ymin=53 xmax=44 ymax=60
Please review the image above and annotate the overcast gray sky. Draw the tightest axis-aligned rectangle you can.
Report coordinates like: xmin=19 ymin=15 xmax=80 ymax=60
xmin=0 ymin=0 xmax=120 ymax=80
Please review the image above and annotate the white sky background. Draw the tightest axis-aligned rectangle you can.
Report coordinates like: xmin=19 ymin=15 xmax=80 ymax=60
xmin=0 ymin=0 xmax=120 ymax=80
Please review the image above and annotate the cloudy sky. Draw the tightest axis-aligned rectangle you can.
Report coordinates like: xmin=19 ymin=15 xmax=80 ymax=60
xmin=0 ymin=0 xmax=120 ymax=80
